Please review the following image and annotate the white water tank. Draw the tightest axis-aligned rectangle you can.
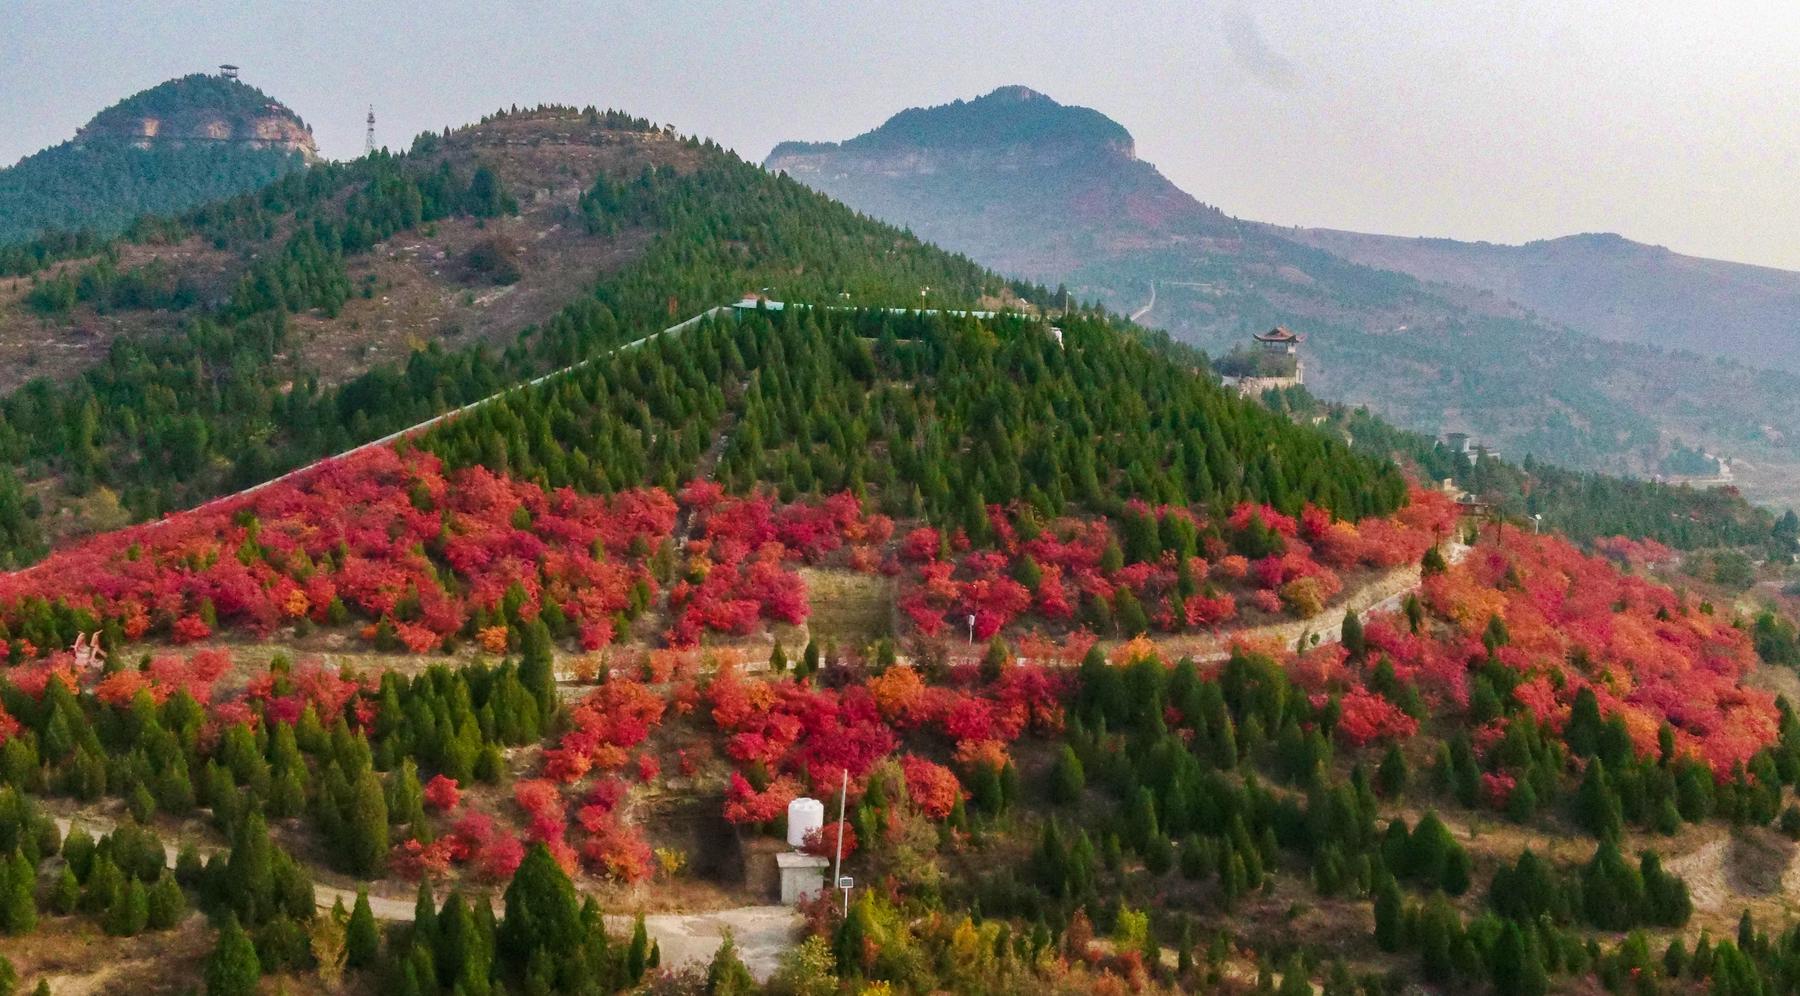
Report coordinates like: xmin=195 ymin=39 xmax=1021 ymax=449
xmin=787 ymin=797 xmax=825 ymax=848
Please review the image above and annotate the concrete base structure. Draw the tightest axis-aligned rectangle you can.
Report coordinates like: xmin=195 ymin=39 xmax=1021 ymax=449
xmin=776 ymin=851 xmax=830 ymax=904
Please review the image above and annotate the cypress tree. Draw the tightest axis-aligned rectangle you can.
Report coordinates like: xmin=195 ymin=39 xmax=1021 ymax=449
xmin=48 ymin=865 xmax=77 ymax=915
xmin=225 ymin=813 xmax=275 ymax=925
xmin=1642 ymin=851 xmax=1692 ymax=927
xmin=1340 ymin=611 xmax=1365 ymax=660
xmin=1575 ymin=760 xmax=1624 ymax=841
xmin=517 ymin=619 xmax=558 ymax=726
xmin=1375 ymin=743 xmax=1407 ymax=797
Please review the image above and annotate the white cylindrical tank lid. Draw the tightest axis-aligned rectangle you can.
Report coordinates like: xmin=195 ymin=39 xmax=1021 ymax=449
xmin=786 ymin=796 xmax=825 ymax=848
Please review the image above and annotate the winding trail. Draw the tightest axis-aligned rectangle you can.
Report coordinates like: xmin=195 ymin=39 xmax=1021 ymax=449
xmin=1129 ymin=280 xmax=1157 ymax=323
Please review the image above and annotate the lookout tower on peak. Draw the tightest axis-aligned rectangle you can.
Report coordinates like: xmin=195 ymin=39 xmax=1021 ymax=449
xmin=219 ymin=64 xmax=240 ymax=81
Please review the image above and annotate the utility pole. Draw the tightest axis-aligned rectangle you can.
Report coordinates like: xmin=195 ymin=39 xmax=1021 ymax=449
xmin=833 ymin=769 xmax=852 ymax=918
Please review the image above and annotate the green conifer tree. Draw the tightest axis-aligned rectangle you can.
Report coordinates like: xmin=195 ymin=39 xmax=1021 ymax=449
xmin=205 ymin=914 xmax=262 ymax=996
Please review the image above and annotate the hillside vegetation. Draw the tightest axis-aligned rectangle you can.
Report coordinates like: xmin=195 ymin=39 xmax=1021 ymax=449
xmin=0 ymin=106 xmax=1035 ymax=565
xmin=0 ymin=90 xmax=1798 ymax=996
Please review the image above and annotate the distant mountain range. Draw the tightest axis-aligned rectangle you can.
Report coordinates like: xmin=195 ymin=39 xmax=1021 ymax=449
xmin=0 ymin=72 xmax=315 ymax=246
xmin=768 ymin=86 xmax=1800 ymax=507
xmin=1276 ymin=227 xmax=1800 ymax=374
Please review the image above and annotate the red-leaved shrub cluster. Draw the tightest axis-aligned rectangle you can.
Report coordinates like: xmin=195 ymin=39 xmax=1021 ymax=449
xmin=1345 ymin=532 xmax=1778 ymax=773
xmin=0 ymin=447 xmax=677 ymax=656
xmin=896 ymin=488 xmax=1457 ymax=640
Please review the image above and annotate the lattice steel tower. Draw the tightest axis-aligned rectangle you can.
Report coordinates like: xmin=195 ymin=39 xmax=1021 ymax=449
xmin=364 ymin=106 xmax=376 ymax=155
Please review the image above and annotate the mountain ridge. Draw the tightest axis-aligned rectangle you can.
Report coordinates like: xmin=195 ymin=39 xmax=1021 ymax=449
xmin=765 ymin=87 xmax=1800 ymax=507
xmin=1277 ymin=222 xmax=1800 ymax=371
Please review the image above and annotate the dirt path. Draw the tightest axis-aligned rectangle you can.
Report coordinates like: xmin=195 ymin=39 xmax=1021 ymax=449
xmin=1129 ymin=281 xmax=1156 ymax=323
xmin=607 ymin=906 xmax=797 ymax=980
xmin=1091 ymin=542 xmax=1469 ymax=664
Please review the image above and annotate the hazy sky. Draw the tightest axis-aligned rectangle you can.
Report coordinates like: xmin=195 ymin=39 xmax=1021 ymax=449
xmin=7 ymin=1 xmax=1800 ymax=268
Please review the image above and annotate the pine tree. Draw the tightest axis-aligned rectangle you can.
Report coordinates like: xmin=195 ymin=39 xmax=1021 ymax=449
xmin=344 ymin=767 xmax=389 ymax=877
xmin=628 ymin=913 xmax=650 ymax=984
xmin=497 ymin=843 xmax=583 ymax=981
xmin=1575 ymin=759 xmax=1624 ymax=841
xmin=105 ymin=878 xmax=148 ymax=936
xmin=205 ymin=914 xmax=262 ymax=996
xmin=1372 ymin=876 xmax=1403 ymax=952
xmin=147 ymin=872 xmax=185 ymax=930
xmin=1050 ymin=745 xmax=1085 ymax=805
xmin=1490 ymin=920 xmax=1548 ymax=996
xmin=0 ymin=849 xmax=33 ymax=935
xmin=345 ymin=889 xmax=379 ymax=969
xmin=707 ymin=931 xmax=756 ymax=995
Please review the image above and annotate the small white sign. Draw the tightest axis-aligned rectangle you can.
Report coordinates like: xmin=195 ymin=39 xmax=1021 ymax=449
xmin=837 ymin=876 xmax=854 ymax=890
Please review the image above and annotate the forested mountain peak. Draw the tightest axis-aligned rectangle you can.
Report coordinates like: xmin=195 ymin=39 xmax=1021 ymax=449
xmin=770 ymin=85 xmax=1135 ymax=161
xmin=72 ymin=73 xmax=316 ymax=159
xmin=0 ymin=72 xmax=316 ymax=249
